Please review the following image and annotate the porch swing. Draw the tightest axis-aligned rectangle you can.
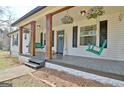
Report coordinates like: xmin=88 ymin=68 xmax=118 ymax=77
xmin=86 ymin=40 xmax=107 ymax=56
xmin=35 ymin=32 xmax=44 ymax=49
xmin=35 ymin=42 xmax=44 ymax=49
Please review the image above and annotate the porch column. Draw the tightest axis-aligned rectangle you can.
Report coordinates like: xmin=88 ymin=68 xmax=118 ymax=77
xmin=19 ymin=27 xmax=23 ymax=55
xmin=46 ymin=14 xmax=52 ymax=59
xmin=30 ymin=21 xmax=36 ymax=56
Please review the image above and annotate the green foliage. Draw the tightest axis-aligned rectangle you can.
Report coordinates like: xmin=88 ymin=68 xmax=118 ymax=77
xmin=86 ymin=6 xmax=105 ymax=19
xmin=61 ymin=15 xmax=74 ymax=24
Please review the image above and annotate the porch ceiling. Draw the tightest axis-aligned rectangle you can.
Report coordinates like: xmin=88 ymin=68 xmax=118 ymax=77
xmin=52 ymin=6 xmax=124 ymax=27
xmin=15 ymin=6 xmax=124 ymax=28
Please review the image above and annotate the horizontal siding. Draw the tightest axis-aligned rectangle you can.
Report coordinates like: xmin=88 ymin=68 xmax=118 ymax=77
xmin=52 ymin=12 xmax=124 ymax=61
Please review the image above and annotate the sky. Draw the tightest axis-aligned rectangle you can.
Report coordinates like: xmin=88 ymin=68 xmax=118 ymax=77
xmin=10 ymin=6 xmax=37 ymax=20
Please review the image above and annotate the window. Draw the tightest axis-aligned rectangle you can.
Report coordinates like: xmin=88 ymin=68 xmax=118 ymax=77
xmin=80 ymin=25 xmax=96 ymax=46
xmin=15 ymin=34 xmax=18 ymax=45
xmin=12 ymin=34 xmax=18 ymax=46
xmin=0 ymin=30 xmax=3 ymax=39
xmin=72 ymin=26 xmax=78 ymax=47
xmin=24 ymin=33 xmax=27 ymax=40
xmin=12 ymin=35 xmax=14 ymax=45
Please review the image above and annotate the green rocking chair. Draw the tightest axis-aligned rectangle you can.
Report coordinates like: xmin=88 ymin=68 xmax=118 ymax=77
xmin=35 ymin=42 xmax=44 ymax=49
xmin=86 ymin=40 xmax=107 ymax=56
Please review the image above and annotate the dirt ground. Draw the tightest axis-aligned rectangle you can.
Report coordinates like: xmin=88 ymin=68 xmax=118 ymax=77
xmin=4 ymin=74 xmax=50 ymax=87
xmin=3 ymin=67 xmax=112 ymax=87
xmin=0 ymin=51 xmax=19 ymax=70
xmin=32 ymin=68 xmax=112 ymax=87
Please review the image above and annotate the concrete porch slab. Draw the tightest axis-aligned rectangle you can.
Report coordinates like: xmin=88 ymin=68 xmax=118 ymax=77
xmin=48 ymin=55 xmax=124 ymax=81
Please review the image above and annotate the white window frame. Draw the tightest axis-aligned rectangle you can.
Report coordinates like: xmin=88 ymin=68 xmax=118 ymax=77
xmin=79 ymin=24 xmax=97 ymax=46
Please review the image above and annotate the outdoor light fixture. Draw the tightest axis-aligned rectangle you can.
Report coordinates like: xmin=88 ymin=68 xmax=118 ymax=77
xmin=80 ymin=10 xmax=86 ymax=16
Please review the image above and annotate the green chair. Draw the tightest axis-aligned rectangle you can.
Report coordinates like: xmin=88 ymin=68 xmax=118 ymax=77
xmin=35 ymin=42 xmax=44 ymax=49
xmin=86 ymin=40 xmax=107 ymax=56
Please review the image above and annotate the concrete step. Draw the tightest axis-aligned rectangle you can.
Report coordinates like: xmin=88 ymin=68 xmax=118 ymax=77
xmin=31 ymin=56 xmax=45 ymax=60
xmin=24 ymin=62 xmax=44 ymax=69
xmin=29 ymin=58 xmax=45 ymax=65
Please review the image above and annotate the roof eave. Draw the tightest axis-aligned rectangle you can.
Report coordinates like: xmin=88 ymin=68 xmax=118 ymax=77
xmin=11 ymin=6 xmax=47 ymax=27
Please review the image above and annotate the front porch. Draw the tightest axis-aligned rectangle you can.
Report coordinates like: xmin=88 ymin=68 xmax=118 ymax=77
xmin=20 ymin=53 xmax=124 ymax=81
xmin=47 ymin=55 xmax=124 ymax=81
xmin=17 ymin=6 xmax=124 ymax=82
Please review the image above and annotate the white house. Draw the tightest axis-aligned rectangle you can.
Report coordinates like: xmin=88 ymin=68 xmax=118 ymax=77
xmin=11 ymin=6 xmax=124 ymax=61
xmin=10 ymin=6 xmax=124 ymax=82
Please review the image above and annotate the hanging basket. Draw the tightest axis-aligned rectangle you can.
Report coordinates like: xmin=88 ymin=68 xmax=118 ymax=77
xmin=86 ymin=6 xmax=105 ymax=19
xmin=61 ymin=14 xmax=74 ymax=24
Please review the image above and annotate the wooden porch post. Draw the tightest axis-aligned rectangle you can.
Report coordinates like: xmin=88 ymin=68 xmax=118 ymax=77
xmin=30 ymin=21 xmax=36 ymax=56
xmin=46 ymin=14 xmax=52 ymax=59
xmin=19 ymin=27 xmax=23 ymax=54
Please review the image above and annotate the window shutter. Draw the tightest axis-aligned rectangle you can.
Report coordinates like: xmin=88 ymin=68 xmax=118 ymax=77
xmin=52 ymin=31 xmax=54 ymax=47
xmin=72 ymin=26 xmax=78 ymax=47
xmin=16 ymin=34 xmax=18 ymax=45
xmin=40 ymin=32 xmax=43 ymax=45
xmin=100 ymin=20 xmax=107 ymax=48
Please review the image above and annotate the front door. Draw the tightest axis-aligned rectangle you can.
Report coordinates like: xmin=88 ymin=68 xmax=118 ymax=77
xmin=57 ymin=30 xmax=64 ymax=54
xmin=23 ymin=32 xmax=30 ymax=55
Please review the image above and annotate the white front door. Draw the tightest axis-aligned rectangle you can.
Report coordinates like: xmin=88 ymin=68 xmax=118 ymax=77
xmin=23 ymin=32 xmax=30 ymax=55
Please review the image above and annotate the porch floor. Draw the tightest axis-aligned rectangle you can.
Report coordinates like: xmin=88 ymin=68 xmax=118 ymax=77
xmin=47 ymin=55 xmax=124 ymax=81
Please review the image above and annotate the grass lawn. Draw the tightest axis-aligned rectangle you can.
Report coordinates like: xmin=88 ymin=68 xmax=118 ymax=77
xmin=0 ymin=50 xmax=20 ymax=70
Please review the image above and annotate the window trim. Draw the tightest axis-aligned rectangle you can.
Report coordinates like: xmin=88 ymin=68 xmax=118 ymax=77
xmin=79 ymin=24 xmax=97 ymax=47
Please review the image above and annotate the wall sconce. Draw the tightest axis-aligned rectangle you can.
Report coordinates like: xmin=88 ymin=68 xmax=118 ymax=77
xmin=80 ymin=10 xmax=86 ymax=16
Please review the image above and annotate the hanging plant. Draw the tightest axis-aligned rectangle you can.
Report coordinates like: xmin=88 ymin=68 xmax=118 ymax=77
xmin=61 ymin=10 xmax=74 ymax=24
xmin=86 ymin=6 xmax=105 ymax=19
xmin=61 ymin=14 xmax=74 ymax=24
